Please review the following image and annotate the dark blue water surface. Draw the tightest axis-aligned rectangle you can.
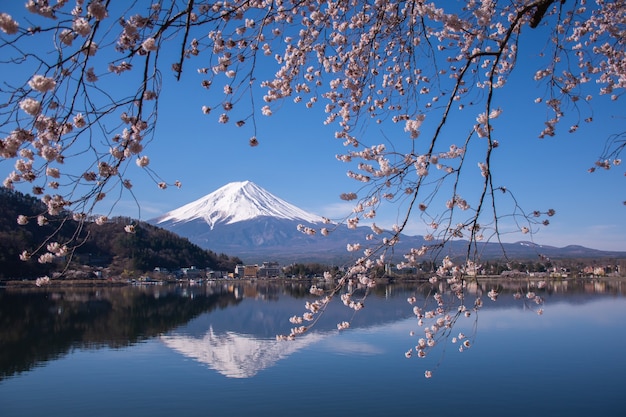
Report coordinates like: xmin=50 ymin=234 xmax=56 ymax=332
xmin=0 ymin=279 xmax=624 ymax=417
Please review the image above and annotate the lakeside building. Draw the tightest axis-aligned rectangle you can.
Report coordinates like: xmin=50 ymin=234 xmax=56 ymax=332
xmin=234 ymin=262 xmax=282 ymax=279
xmin=257 ymin=262 xmax=281 ymax=278
xmin=242 ymin=265 xmax=259 ymax=279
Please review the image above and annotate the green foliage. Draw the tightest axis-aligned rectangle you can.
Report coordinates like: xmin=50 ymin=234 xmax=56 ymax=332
xmin=0 ymin=188 xmax=242 ymax=279
xmin=284 ymin=263 xmax=338 ymax=277
xmin=81 ymin=219 xmax=242 ymax=274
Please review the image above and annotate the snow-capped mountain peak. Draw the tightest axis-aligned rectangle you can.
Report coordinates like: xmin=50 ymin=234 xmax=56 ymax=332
xmin=154 ymin=181 xmax=324 ymax=229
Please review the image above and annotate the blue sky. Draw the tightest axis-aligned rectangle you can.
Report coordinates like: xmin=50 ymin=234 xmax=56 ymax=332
xmin=1 ymin=2 xmax=624 ymax=252
xmin=141 ymin=71 xmax=625 ymax=251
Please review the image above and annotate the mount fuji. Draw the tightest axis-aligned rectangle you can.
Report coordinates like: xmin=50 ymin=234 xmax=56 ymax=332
xmin=150 ymin=181 xmax=358 ymax=263
xmin=155 ymin=181 xmax=324 ymax=229
xmin=150 ymin=181 xmax=626 ymax=264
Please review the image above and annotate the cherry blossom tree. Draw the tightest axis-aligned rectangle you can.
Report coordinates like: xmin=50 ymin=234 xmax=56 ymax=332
xmin=1 ymin=0 xmax=624 ymax=374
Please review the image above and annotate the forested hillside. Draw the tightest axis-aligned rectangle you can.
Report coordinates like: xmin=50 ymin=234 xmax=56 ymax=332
xmin=0 ymin=188 xmax=242 ymax=279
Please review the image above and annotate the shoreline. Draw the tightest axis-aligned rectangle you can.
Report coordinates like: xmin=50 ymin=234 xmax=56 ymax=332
xmin=2 ymin=274 xmax=624 ymax=289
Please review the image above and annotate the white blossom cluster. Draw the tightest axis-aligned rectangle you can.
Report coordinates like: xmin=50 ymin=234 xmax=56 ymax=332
xmin=0 ymin=12 xmax=19 ymax=34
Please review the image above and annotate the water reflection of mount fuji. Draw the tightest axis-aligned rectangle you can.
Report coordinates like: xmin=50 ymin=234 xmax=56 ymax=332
xmin=160 ymin=285 xmax=414 ymax=378
xmin=161 ymin=328 xmax=326 ymax=378
xmin=159 ymin=278 xmax=626 ymax=379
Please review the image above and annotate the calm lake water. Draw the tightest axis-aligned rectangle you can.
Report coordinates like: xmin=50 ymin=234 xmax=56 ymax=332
xmin=1 ymin=278 xmax=624 ymax=417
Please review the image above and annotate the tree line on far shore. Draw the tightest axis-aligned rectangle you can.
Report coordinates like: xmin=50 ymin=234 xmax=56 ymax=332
xmin=0 ymin=187 xmax=242 ymax=280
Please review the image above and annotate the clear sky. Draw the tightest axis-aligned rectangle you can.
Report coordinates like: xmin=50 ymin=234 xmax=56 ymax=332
xmin=132 ymin=70 xmax=626 ymax=252
xmin=1 ymin=2 xmax=624 ymax=252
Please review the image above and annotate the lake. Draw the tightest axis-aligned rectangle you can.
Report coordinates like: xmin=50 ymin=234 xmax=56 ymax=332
xmin=1 ymin=278 xmax=624 ymax=417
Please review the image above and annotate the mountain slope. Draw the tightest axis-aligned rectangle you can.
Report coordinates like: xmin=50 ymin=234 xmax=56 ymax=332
xmin=151 ymin=181 xmax=336 ymax=263
xmin=0 ymin=187 xmax=242 ymax=279
xmin=155 ymin=181 xmax=324 ymax=228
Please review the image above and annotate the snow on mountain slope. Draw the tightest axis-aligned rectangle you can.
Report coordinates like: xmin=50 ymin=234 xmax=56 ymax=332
xmin=154 ymin=181 xmax=324 ymax=229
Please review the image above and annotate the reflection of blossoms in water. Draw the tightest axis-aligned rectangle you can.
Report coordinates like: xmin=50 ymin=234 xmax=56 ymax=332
xmin=278 ymin=273 xmax=375 ymax=341
xmin=279 ymin=257 xmax=548 ymax=378
xmin=402 ymin=257 xmax=546 ymax=378
xmin=35 ymin=276 xmax=50 ymax=287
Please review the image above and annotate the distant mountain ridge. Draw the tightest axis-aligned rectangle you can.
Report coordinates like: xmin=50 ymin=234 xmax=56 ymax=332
xmin=150 ymin=181 xmax=626 ymax=264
